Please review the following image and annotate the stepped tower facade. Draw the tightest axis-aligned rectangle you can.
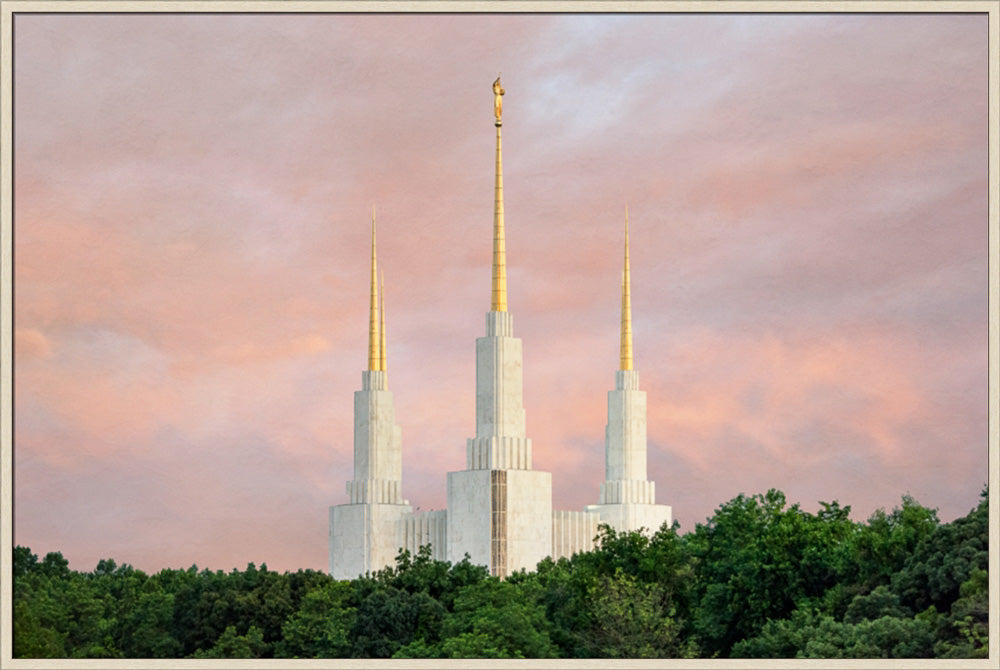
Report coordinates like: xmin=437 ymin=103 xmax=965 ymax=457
xmin=445 ymin=76 xmax=553 ymax=578
xmin=585 ymin=211 xmax=673 ymax=533
xmin=328 ymin=214 xmax=412 ymax=580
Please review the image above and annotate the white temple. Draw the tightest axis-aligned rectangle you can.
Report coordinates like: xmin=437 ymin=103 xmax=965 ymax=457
xmin=329 ymin=78 xmax=671 ymax=580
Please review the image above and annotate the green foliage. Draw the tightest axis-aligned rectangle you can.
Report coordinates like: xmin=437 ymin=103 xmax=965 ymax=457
xmin=685 ymin=489 xmax=859 ymax=655
xmin=39 ymin=551 xmax=71 ymax=578
xmin=276 ymin=580 xmax=355 ymax=658
xmin=12 ymin=598 xmax=67 ymax=657
xmin=103 ymin=567 xmax=180 ymax=657
xmin=11 ymin=487 xmax=989 ymax=659
xmin=853 ymin=495 xmax=940 ymax=590
xmin=350 ymin=586 xmax=446 ymax=657
xmin=342 ymin=547 xmax=498 ymax=658
xmin=191 ymin=625 xmax=269 ymax=658
xmin=580 ymin=568 xmax=685 ymax=657
xmin=374 ymin=545 xmax=489 ymax=610
xmin=532 ymin=523 xmax=694 ymax=658
xmin=433 ymin=576 xmax=558 ymax=658
xmin=932 ymin=566 xmax=989 ymax=658
xmin=892 ymin=492 xmax=988 ymax=613
xmin=728 ymin=492 xmax=985 ymax=660
xmin=13 ymin=546 xmax=39 ymax=578
xmin=733 ymin=609 xmax=938 ymax=658
xmin=843 ymin=585 xmax=908 ymax=624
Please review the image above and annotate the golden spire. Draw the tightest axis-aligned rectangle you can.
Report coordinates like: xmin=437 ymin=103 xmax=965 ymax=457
xmin=620 ymin=207 xmax=633 ymax=371
xmin=491 ymin=76 xmax=508 ymax=312
xmin=379 ymin=270 xmax=387 ymax=380
xmin=367 ymin=209 xmax=381 ymax=371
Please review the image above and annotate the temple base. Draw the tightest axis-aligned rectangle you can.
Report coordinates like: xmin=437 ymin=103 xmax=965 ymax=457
xmin=584 ymin=502 xmax=672 ymax=536
xmin=329 ymin=502 xmax=412 ymax=580
xmin=447 ymin=468 xmax=552 ymax=577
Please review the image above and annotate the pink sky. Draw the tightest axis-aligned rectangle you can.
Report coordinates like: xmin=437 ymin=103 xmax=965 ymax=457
xmin=11 ymin=11 xmax=990 ymax=573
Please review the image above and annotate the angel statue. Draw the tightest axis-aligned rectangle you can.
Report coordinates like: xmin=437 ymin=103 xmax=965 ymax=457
xmin=493 ymin=75 xmax=505 ymax=122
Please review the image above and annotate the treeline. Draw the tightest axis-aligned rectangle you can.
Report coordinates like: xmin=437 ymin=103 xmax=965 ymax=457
xmin=13 ymin=488 xmax=988 ymax=659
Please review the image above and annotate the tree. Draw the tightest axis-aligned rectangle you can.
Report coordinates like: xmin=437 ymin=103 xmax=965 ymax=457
xmin=114 ymin=580 xmax=181 ymax=657
xmin=12 ymin=598 xmax=67 ymax=658
xmin=534 ymin=522 xmax=694 ymax=658
xmin=732 ymin=609 xmax=937 ymax=658
xmin=191 ymin=625 xmax=269 ymax=658
xmin=11 ymin=486 xmax=988 ymax=660
xmin=851 ymin=495 xmax=939 ymax=591
xmin=13 ymin=546 xmax=38 ymax=578
xmin=686 ymin=490 xmax=857 ymax=656
xmin=15 ymin=561 xmax=113 ymax=657
xmin=580 ymin=568 xmax=689 ymax=657
xmin=892 ymin=491 xmax=988 ymax=613
xmin=350 ymin=587 xmax=446 ymax=657
xmin=375 ymin=545 xmax=488 ymax=611
xmin=277 ymin=580 xmax=356 ymax=658
xmin=843 ymin=585 xmax=908 ymax=624
xmin=934 ymin=568 xmax=988 ymax=658
xmin=430 ymin=577 xmax=558 ymax=658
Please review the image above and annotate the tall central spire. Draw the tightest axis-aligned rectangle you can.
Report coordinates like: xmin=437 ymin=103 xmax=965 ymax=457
xmin=620 ymin=208 xmax=633 ymax=371
xmin=368 ymin=209 xmax=381 ymax=372
xmin=491 ymin=75 xmax=507 ymax=312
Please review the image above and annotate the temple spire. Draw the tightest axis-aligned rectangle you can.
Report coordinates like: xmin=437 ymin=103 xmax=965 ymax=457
xmin=491 ymin=75 xmax=508 ymax=312
xmin=367 ymin=209 xmax=381 ymax=371
xmin=380 ymin=271 xmax=387 ymax=380
xmin=620 ymin=208 xmax=633 ymax=371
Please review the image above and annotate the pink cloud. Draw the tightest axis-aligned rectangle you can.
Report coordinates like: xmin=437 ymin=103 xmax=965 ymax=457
xmin=14 ymin=328 xmax=53 ymax=360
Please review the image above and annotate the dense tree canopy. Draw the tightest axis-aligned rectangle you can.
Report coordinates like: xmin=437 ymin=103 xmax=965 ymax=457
xmin=13 ymin=488 xmax=989 ymax=659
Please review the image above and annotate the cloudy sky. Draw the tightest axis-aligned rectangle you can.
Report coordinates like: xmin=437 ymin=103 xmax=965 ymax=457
xmin=12 ymin=10 xmax=989 ymax=574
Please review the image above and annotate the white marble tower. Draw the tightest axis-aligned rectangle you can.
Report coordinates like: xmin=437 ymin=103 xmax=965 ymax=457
xmin=447 ymin=77 xmax=553 ymax=577
xmin=585 ymin=211 xmax=672 ymax=534
xmin=329 ymin=214 xmax=412 ymax=579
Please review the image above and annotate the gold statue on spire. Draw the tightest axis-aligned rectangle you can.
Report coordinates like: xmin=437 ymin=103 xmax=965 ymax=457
xmin=620 ymin=207 xmax=633 ymax=371
xmin=493 ymin=74 xmax=505 ymax=124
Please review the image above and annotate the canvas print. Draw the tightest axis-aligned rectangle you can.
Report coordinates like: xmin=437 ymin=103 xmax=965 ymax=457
xmin=7 ymin=8 xmax=991 ymax=660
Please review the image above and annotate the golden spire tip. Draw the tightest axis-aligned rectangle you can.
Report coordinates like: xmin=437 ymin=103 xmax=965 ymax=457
xmin=367 ymin=209 xmax=381 ymax=371
xmin=620 ymin=207 xmax=633 ymax=371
